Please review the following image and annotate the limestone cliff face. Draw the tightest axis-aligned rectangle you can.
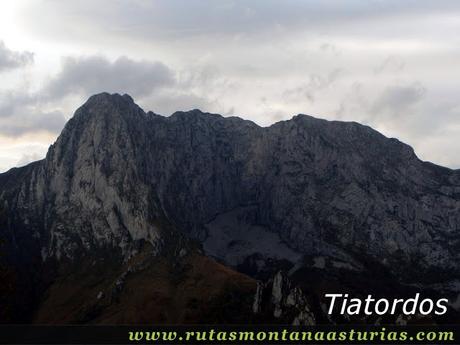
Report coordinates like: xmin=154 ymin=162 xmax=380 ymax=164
xmin=1 ymin=94 xmax=161 ymax=263
xmin=252 ymin=271 xmax=315 ymax=325
xmin=1 ymin=92 xmax=460 ymax=286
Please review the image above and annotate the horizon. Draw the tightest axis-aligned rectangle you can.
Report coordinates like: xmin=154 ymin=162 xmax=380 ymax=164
xmin=3 ymin=91 xmax=457 ymax=174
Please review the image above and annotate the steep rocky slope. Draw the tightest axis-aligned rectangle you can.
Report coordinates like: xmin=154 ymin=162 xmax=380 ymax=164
xmin=1 ymin=92 xmax=460 ymax=323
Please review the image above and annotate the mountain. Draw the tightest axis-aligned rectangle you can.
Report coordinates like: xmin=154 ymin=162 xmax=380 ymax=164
xmin=1 ymin=92 xmax=460 ymax=323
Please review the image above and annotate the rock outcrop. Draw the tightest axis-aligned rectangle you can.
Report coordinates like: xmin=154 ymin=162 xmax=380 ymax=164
xmin=252 ymin=271 xmax=315 ymax=325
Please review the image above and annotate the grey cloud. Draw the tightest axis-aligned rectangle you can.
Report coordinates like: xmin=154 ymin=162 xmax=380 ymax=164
xmin=2 ymin=0 xmax=460 ymax=169
xmin=371 ymin=83 xmax=426 ymax=116
xmin=0 ymin=91 xmax=37 ymax=118
xmin=0 ymin=90 xmax=66 ymax=136
xmin=319 ymin=43 xmax=341 ymax=57
xmin=23 ymin=1 xmax=460 ymax=42
xmin=0 ymin=53 xmax=218 ymax=137
xmin=44 ymin=56 xmax=175 ymax=100
xmin=337 ymin=81 xmax=427 ymax=126
xmin=0 ymin=109 xmax=66 ymax=136
xmin=282 ymin=69 xmax=343 ymax=103
xmin=374 ymin=56 xmax=405 ymax=74
xmin=0 ymin=41 xmax=33 ymax=72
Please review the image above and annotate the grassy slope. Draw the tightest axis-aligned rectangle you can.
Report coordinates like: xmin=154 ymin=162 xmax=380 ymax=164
xmin=33 ymin=249 xmax=257 ymax=324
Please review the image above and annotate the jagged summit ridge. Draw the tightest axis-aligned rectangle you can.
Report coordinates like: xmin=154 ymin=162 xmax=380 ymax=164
xmin=56 ymin=93 xmax=426 ymax=167
xmin=1 ymin=93 xmax=460 ymax=283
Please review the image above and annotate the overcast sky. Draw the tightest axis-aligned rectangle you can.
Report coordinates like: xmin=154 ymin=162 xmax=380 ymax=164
xmin=0 ymin=0 xmax=459 ymax=172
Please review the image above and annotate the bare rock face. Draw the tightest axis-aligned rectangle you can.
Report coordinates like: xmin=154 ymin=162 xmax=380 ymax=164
xmin=252 ymin=270 xmax=315 ymax=325
xmin=1 ymin=92 xmax=460 ymax=322
xmin=1 ymin=94 xmax=162 ymax=262
xmin=43 ymin=94 xmax=165 ymax=260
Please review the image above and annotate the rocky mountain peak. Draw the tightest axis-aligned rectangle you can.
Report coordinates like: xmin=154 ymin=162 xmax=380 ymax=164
xmin=71 ymin=92 xmax=144 ymax=124
xmin=2 ymin=93 xmax=460 ymax=283
xmin=2 ymin=93 xmax=460 ymax=323
xmin=81 ymin=92 xmax=137 ymax=110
